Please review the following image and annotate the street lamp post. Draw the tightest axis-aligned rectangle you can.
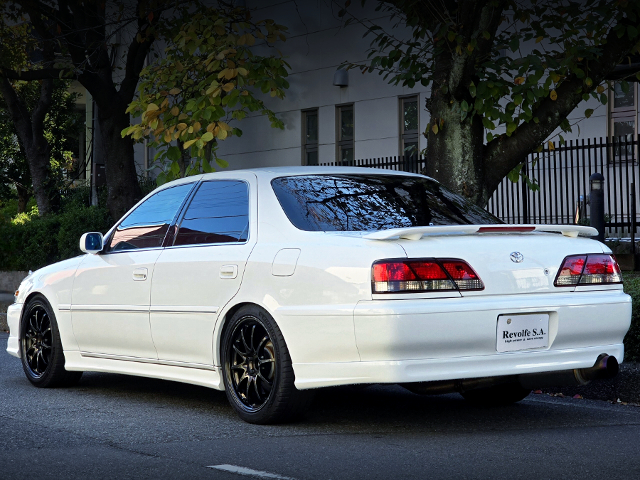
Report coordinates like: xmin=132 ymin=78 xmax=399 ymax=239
xmin=590 ymin=172 xmax=605 ymax=243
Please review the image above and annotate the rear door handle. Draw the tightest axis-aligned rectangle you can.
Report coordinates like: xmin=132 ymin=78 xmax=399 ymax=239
xmin=133 ymin=267 xmax=148 ymax=281
xmin=220 ymin=265 xmax=238 ymax=279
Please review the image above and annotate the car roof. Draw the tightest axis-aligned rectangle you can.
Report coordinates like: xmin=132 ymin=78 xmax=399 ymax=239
xmin=199 ymin=166 xmax=435 ymax=183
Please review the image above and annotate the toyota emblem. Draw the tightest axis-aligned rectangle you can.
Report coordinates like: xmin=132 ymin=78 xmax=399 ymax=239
xmin=510 ymin=252 xmax=524 ymax=263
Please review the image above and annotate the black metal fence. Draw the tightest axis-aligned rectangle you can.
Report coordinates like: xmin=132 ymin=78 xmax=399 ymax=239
xmin=321 ymin=134 xmax=639 ymax=237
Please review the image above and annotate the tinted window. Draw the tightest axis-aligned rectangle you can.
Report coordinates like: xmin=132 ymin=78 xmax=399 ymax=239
xmin=108 ymin=183 xmax=194 ymax=251
xmin=174 ymin=180 xmax=249 ymax=246
xmin=271 ymin=174 xmax=500 ymax=231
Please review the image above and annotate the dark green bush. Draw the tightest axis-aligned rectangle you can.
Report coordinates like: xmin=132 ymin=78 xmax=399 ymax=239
xmin=623 ymin=273 xmax=640 ymax=361
xmin=0 ymin=200 xmax=113 ymax=271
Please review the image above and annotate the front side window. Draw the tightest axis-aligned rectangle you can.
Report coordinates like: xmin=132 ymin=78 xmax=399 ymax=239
xmin=173 ymin=180 xmax=249 ymax=246
xmin=107 ymin=183 xmax=195 ymax=252
xmin=272 ymin=174 xmax=500 ymax=232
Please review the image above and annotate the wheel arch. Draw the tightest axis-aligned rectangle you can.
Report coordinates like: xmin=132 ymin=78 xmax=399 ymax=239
xmin=213 ymin=301 xmax=279 ymax=366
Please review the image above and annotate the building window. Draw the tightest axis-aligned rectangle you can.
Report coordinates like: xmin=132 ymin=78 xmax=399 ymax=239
xmin=336 ymin=104 xmax=354 ymax=164
xmin=609 ymin=81 xmax=638 ymax=161
xmin=400 ymin=96 xmax=419 ymax=157
xmin=302 ymin=109 xmax=318 ymax=165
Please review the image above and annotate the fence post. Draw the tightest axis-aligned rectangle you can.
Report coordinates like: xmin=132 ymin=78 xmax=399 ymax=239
xmin=590 ymin=172 xmax=605 ymax=243
xmin=521 ymin=162 xmax=529 ymax=224
xmin=631 ymin=182 xmax=636 ymax=263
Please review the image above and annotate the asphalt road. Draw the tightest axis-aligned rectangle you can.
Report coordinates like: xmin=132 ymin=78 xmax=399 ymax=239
xmin=2 ymin=332 xmax=640 ymax=480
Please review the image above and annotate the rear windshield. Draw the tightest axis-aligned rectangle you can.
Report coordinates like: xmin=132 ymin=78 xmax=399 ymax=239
xmin=271 ymin=174 xmax=500 ymax=231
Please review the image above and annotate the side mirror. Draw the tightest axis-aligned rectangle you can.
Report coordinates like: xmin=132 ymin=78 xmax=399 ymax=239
xmin=80 ymin=232 xmax=104 ymax=254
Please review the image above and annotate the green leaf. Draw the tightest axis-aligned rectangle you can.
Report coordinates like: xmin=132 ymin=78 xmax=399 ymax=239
xmin=201 ymin=131 xmax=214 ymax=142
xmin=585 ymin=108 xmax=594 ymax=118
xmin=215 ymin=157 xmax=229 ymax=168
xmin=167 ymin=146 xmax=181 ymax=161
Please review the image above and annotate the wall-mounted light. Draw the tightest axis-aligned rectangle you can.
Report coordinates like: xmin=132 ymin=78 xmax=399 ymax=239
xmin=333 ymin=68 xmax=349 ymax=87
xmin=590 ymin=172 xmax=604 ymax=191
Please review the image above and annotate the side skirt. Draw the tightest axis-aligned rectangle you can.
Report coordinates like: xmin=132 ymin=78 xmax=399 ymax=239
xmin=63 ymin=351 xmax=224 ymax=390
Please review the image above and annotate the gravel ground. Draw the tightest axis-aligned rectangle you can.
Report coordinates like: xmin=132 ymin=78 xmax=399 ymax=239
xmin=543 ymin=362 xmax=640 ymax=405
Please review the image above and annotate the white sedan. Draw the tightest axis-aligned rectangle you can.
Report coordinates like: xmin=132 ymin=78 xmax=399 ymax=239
xmin=6 ymin=167 xmax=631 ymax=424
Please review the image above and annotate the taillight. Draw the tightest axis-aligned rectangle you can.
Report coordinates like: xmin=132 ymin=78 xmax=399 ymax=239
xmin=372 ymin=258 xmax=484 ymax=293
xmin=554 ymin=254 xmax=622 ymax=286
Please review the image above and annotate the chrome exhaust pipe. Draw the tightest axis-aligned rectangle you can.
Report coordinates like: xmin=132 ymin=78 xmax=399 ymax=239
xmin=518 ymin=354 xmax=618 ymax=390
xmin=402 ymin=354 xmax=618 ymax=395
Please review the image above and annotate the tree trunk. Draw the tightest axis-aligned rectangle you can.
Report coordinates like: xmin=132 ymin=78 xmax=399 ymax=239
xmin=16 ymin=184 xmax=29 ymax=214
xmin=96 ymin=108 xmax=142 ymax=221
xmin=0 ymin=77 xmax=58 ymax=216
xmin=425 ymin=94 xmax=486 ymax=204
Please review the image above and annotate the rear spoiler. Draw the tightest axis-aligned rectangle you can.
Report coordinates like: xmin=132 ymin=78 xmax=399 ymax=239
xmin=363 ymin=225 xmax=598 ymax=241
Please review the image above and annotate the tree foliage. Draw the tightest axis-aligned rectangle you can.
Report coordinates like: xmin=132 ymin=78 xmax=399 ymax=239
xmin=342 ymin=0 xmax=640 ymax=204
xmin=123 ymin=5 xmax=289 ymax=184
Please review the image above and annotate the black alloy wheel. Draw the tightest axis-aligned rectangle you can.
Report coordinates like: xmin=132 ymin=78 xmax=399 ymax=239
xmin=20 ymin=295 xmax=83 ymax=388
xmin=22 ymin=303 xmax=52 ymax=378
xmin=228 ymin=318 xmax=276 ymax=410
xmin=222 ymin=305 xmax=313 ymax=424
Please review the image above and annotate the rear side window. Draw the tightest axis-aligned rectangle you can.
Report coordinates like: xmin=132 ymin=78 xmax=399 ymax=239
xmin=271 ymin=174 xmax=500 ymax=231
xmin=174 ymin=180 xmax=249 ymax=246
xmin=108 ymin=183 xmax=194 ymax=252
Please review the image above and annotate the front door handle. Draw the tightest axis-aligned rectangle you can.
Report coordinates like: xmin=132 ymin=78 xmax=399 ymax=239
xmin=133 ymin=267 xmax=148 ymax=281
xmin=220 ymin=265 xmax=238 ymax=279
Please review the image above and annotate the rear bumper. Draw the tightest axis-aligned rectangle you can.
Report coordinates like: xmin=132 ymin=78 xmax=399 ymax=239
xmin=294 ymin=344 xmax=625 ymax=389
xmin=293 ymin=290 xmax=631 ymax=389
xmin=6 ymin=303 xmax=22 ymax=358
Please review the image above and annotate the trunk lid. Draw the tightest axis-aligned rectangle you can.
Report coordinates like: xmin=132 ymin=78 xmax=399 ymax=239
xmin=391 ymin=232 xmax=607 ymax=296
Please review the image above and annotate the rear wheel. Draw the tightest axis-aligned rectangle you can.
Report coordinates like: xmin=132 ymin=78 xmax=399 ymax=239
xmin=460 ymin=382 xmax=530 ymax=406
xmin=20 ymin=295 xmax=82 ymax=388
xmin=221 ymin=305 xmax=313 ymax=424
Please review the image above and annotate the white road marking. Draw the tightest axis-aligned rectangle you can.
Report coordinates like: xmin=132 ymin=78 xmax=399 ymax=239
xmin=207 ymin=464 xmax=297 ymax=480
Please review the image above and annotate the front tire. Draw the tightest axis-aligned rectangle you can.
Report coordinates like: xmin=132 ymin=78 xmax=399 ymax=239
xmin=20 ymin=295 xmax=82 ymax=388
xmin=221 ymin=306 xmax=312 ymax=424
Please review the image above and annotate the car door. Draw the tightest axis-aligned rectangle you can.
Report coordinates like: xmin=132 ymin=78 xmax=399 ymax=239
xmin=71 ymin=182 xmax=196 ymax=359
xmin=149 ymin=174 xmax=257 ymax=366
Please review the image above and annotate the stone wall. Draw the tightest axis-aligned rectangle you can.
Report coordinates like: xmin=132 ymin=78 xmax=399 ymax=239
xmin=0 ymin=271 xmax=28 ymax=332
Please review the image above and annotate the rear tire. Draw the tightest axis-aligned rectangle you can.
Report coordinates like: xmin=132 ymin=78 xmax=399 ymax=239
xmin=460 ymin=382 xmax=530 ymax=406
xmin=20 ymin=295 xmax=83 ymax=388
xmin=221 ymin=305 xmax=313 ymax=424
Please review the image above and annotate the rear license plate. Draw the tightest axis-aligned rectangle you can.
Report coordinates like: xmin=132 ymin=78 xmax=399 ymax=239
xmin=496 ymin=314 xmax=549 ymax=353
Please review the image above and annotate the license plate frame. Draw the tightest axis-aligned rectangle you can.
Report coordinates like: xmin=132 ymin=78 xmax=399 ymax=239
xmin=496 ymin=313 xmax=549 ymax=353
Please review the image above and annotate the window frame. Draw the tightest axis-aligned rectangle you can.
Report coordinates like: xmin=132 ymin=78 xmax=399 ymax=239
xmin=336 ymin=104 xmax=355 ymax=165
xmin=103 ymin=182 xmax=198 ymax=254
xmin=399 ymin=96 xmax=419 ymax=158
xmin=302 ymin=108 xmax=319 ymax=166
xmin=166 ymin=179 xmax=251 ymax=249
xmin=608 ymin=81 xmax=638 ymax=162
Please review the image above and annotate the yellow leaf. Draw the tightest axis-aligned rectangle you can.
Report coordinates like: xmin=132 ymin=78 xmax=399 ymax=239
xmin=146 ymin=103 xmax=159 ymax=112
xmin=455 ymin=45 xmax=462 ymax=55
xmin=597 ymin=85 xmax=605 ymax=94
xmin=217 ymin=128 xmax=228 ymax=140
xmin=237 ymin=67 xmax=248 ymax=76
xmin=171 ymin=106 xmax=179 ymax=116
xmin=218 ymin=68 xmax=230 ymax=79
xmin=164 ymin=131 xmax=172 ymax=143
xmin=548 ymin=141 xmax=555 ymax=150
xmin=432 ymin=124 xmax=438 ymax=135
xmin=535 ymin=36 xmax=543 ymax=43
xmin=193 ymin=122 xmax=201 ymax=131
xmin=178 ymin=113 xmax=188 ymax=120
xmin=169 ymin=88 xmax=181 ymax=95
xmin=201 ymin=131 xmax=214 ymax=142
xmin=206 ymin=123 xmax=216 ymax=132
xmin=183 ymin=139 xmax=197 ymax=149
xmin=150 ymin=119 xmax=158 ymax=130
xmin=224 ymin=68 xmax=236 ymax=80
xmin=514 ymin=76 xmax=525 ymax=85
xmin=160 ymin=98 xmax=169 ymax=108
xmin=177 ymin=123 xmax=188 ymax=131
xmin=188 ymin=126 xmax=193 ymax=134
xmin=550 ymin=90 xmax=557 ymax=101
xmin=222 ymin=83 xmax=234 ymax=92
xmin=218 ymin=121 xmax=231 ymax=131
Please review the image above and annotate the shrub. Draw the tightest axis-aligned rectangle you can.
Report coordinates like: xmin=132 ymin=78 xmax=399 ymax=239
xmin=0 ymin=201 xmax=113 ymax=271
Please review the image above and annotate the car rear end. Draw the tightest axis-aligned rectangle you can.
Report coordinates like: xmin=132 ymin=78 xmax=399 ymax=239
xmin=269 ymin=170 xmax=631 ymax=389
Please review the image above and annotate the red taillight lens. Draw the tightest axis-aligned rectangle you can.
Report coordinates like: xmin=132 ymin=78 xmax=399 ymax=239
xmin=554 ymin=254 xmax=622 ymax=286
xmin=372 ymin=259 xmax=484 ymax=293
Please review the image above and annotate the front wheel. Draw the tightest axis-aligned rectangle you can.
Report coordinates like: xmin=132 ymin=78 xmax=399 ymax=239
xmin=20 ymin=295 xmax=82 ymax=388
xmin=221 ymin=306 xmax=312 ymax=424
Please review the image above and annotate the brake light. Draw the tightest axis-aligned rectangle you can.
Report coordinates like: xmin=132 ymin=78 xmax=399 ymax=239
xmin=372 ymin=259 xmax=484 ymax=293
xmin=554 ymin=254 xmax=622 ymax=286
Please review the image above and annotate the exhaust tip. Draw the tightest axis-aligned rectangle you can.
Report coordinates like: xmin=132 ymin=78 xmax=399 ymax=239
xmin=598 ymin=354 xmax=619 ymax=379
